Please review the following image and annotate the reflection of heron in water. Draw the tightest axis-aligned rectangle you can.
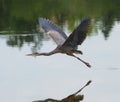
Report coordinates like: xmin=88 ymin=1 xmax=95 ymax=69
xmin=33 ymin=80 xmax=92 ymax=102
xmin=27 ymin=18 xmax=91 ymax=67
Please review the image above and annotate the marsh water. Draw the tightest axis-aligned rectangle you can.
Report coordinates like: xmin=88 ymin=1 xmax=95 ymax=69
xmin=0 ymin=0 xmax=120 ymax=102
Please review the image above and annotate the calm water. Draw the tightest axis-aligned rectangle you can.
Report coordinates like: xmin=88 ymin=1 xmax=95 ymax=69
xmin=0 ymin=0 xmax=120 ymax=102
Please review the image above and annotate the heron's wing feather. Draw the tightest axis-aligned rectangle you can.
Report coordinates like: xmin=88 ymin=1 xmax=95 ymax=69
xmin=62 ymin=18 xmax=91 ymax=48
xmin=38 ymin=18 xmax=67 ymax=45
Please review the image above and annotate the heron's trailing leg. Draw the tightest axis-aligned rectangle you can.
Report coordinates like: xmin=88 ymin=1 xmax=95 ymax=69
xmin=70 ymin=54 xmax=91 ymax=68
xmin=74 ymin=50 xmax=83 ymax=54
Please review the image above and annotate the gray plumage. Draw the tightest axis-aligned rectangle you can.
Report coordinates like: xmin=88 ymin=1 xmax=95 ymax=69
xmin=39 ymin=18 xmax=67 ymax=45
xmin=27 ymin=18 xmax=91 ymax=68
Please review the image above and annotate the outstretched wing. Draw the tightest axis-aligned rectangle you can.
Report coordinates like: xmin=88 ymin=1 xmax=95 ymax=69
xmin=62 ymin=18 xmax=91 ymax=48
xmin=38 ymin=18 xmax=67 ymax=45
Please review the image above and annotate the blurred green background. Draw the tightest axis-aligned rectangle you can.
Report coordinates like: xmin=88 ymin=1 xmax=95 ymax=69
xmin=0 ymin=0 xmax=120 ymax=48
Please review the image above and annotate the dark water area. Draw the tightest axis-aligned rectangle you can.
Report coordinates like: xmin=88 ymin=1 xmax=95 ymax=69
xmin=0 ymin=0 xmax=120 ymax=49
xmin=0 ymin=0 xmax=120 ymax=102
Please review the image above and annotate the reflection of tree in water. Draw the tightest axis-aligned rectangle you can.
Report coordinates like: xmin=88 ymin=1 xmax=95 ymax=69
xmin=1 ymin=0 xmax=120 ymax=49
xmin=100 ymin=11 xmax=115 ymax=40
xmin=33 ymin=80 xmax=92 ymax=102
xmin=6 ymin=33 xmax=49 ymax=52
xmin=7 ymin=35 xmax=33 ymax=47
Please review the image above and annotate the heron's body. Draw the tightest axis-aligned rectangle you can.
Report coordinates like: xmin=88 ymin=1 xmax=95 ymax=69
xmin=27 ymin=18 xmax=91 ymax=67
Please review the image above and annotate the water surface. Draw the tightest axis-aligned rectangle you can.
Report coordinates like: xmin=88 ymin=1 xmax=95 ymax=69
xmin=0 ymin=0 xmax=120 ymax=102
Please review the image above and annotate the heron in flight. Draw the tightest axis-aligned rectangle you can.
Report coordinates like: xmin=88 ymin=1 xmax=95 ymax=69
xmin=27 ymin=18 xmax=91 ymax=67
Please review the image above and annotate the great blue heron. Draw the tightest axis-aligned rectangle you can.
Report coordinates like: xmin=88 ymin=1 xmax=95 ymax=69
xmin=27 ymin=18 xmax=91 ymax=67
